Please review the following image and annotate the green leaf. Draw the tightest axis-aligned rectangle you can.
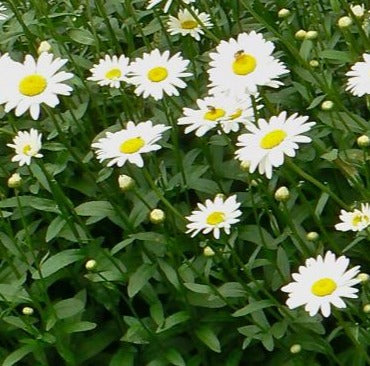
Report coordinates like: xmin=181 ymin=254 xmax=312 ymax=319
xmin=0 ymin=196 xmax=60 ymax=213
xmin=157 ymin=259 xmax=180 ymax=290
xmin=109 ymin=347 xmax=135 ymax=366
xmin=45 ymin=216 xmax=66 ymax=242
xmin=54 ymin=298 xmax=85 ymax=319
xmin=195 ymin=326 xmax=221 ymax=353
xmin=183 ymin=283 xmax=211 ymax=294
xmin=32 ymin=249 xmax=84 ymax=279
xmin=276 ymin=247 xmax=290 ymax=281
xmin=232 ymin=300 xmax=275 ymax=317
xmin=3 ymin=344 xmax=36 ymax=366
xmin=127 ymin=264 xmax=156 ymax=298
xmin=68 ymin=28 xmax=95 ymax=45
xmin=62 ymin=321 xmax=96 ymax=333
xmin=75 ymin=200 xmax=114 ymax=217
xmin=157 ymin=311 xmax=190 ymax=333
xmin=165 ymin=348 xmax=186 ymax=366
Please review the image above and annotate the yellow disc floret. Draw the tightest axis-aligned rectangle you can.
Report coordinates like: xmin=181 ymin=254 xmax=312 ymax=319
xmin=232 ymin=52 xmax=257 ymax=76
xmin=19 ymin=74 xmax=47 ymax=96
xmin=148 ymin=67 xmax=168 ymax=82
xmin=105 ymin=68 xmax=122 ymax=80
xmin=260 ymin=129 xmax=287 ymax=149
xmin=206 ymin=211 xmax=225 ymax=225
xmin=311 ymin=278 xmax=337 ymax=297
xmin=204 ymin=107 xmax=226 ymax=121
xmin=181 ymin=20 xmax=198 ymax=29
xmin=22 ymin=144 xmax=32 ymax=155
xmin=120 ymin=137 xmax=145 ymax=154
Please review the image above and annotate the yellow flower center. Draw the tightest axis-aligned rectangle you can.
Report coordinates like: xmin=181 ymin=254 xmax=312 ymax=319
xmin=352 ymin=214 xmax=363 ymax=227
xmin=119 ymin=137 xmax=145 ymax=154
xmin=229 ymin=109 xmax=242 ymax=120
xmin=181 ymin=20 xmax=198 ymax=29
xmin=147 ymin=67 xmax=168 ymax=82
xmin=204 ymin=107 xmax=226 ymax=121
xmin=22 ymin=144 xmax=32 ymax=155
xmin=105 ymin=68 xmax=122 ymax=80
xmin=311 ymin=278 xmax=337 ymax=297
xmin=232 ymin=53 xmax=257 ymax=76
xmin=19 ymin=74 xmax=47 ymax=96
xmin=260 ymin=129 xmax=287 ymax=149
xmin=206 ymin=211 xmax=225 ymax=225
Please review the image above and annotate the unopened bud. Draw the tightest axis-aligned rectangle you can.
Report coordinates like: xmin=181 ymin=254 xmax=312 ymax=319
xmin=357 ymin=135 xmax=370 ymax=148
xmin=306 ymin=231 xmax=319 ymax=241
xmin=290 ymin=344 xmax=302 ymax=354
xmin=203 ymin=246 xmax=215 ymax=257
xmin=22 ymin=307 xmax=34 ymax=316
xmin=295 ymin=29 xmax=307 ymax=39
xmin=250 ymin=179 xmax=258 ymax=187
xmin=321 ymin=100 xmax=334 ymax=110
xmin=275 ymin=186 xmax=290 ymax=202
xmin=118 ymin=174 xmax=134 ymax=191
xmin=149 ymin=209 xmax=165 ymax=224
xmin=305 ymin=30 xmax=318 ymax=40
xmin=357 ymin=273 xmax=369 ymax=283
xmin=350 ymin=4 xmax=365 ymax=18
xmin=363 ymin=304 xmax=370 ymax=313
xmin=240 ymin=160 xmax=250 ymax=171
xmin=8 ymin=173 xmax=22 ymax=188
xmin=278 ymin=8 xmax=290 ymax=18
xmin=215 ymin=193 xmax=226 ymax=200
xmin=338 ymin=16 xmax=352 ymax=28
xmin=309 ymin=60 xmax=319 ymax=67
xmin=85 ymin=259 xmax=97 ymax=271
xmin=37 ymin=41 xmax=52 ymax=54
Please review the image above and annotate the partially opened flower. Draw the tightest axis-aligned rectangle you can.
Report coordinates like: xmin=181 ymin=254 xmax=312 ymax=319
xmin=178 ymin=94 xmax=257 ymax=136
xmin=186 ymin=195 xmax=242 ymax=239
xmin=335 ymin=203 xmax=370 ymax=232
xmin=87 ymin=55 xmax=130 ymax=88
xmin=281 ymin=251 xmax=361 ymax=317
xmin=127 ymin=49 xmax=191 ymax=100
xmin=235 ymin=111 xmax=315 ymax=179
xmin=7 ymin=128 xmax=43 ymax=166
xmin=92 ymin=121 xmax=170 ymax=168
xmin=1 ymin=52 xmax=73 ymax=120
xmin=147 ymin=0 xmax=195 ymax=13
xmin=208 ymin=31 xmax=289 ymax=96
xmin=167 ymin=7 xmax=213 ymax=41
xmin=346 ymin=53 xmax=370 ymax=97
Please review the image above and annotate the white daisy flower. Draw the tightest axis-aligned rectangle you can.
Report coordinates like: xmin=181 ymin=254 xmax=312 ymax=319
xmin=127 ymin=49 xmax=192 ymax=100
xmin=350 ymin=4 xmax=365 ymax=18
xmin=167 ymin=7 xmax=213 ymax=41
xmin=87 ymin=55 xmax=130 ymax=88
xmin=147 ymin=0 xmax=195 ymax=13
xmin=335 ymin=203 xmax=370 ymax=232
xmin=208 ymin=31 xmax=289 ymax=97
xmin=186 ymin=195 xmax=242 ymax=239
xmin=235 ymin=111 xmax=315 ymax=179
xmin=7 ymin=128 xmax=43 ymax=166
xmin=92 ymin=121 xmax=171 ymax=168
xmin=1 ymin=52 xmax=73 ymax=120
xmin=346 ymin=53 xmax=370 ymax=97
xmin=0 ymin=2 xmax=8 ymax=20
xmin=178 ymin=94 xmax=257 ymax=136
xmin=281 ymin=251 xmax=361 ymax=317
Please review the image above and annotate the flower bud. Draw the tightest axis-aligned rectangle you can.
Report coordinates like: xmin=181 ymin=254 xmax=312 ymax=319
xmin=240 ymin=160 xmax=250 ymax=171
xmin=203 ymin=246 xmax=215 ymax=257
xmin=215 ymin=193 xmax=226 ymax=200
xmin=309 ymin=59 xmax=319 ymax=67
xmin=85 ymin=259 xmax=97 ymax=271
xmin=305 ymin=30 xmax=318 ymax=40
xmin=295 ymin=29 xmax=307 ymax=39
xmin=275 ymin=186 xmax=290 ymax=202
xmin=350 ymin=4 xmax=365 ymax=18
xmin=338 ymin=16 xmax=352 ymax=28
xmin=118 ymin=174 xmax=134 ymax=191
xmin=7 ymin=173 xmax=22 ymax=188
xmin=278 ymin=8 xmax=290 ymax=18
xmin=37 ymin=41 xmax=52 ymax=54
xmin=321 ymin=100 xmax=334 ymax=111
xmin=290 ymin=344 xmax=302 ymax=354
xmin=149 ymin=209 xmax=165 ymax=224
xmin=357 ymin=135 xmax=370 ymax=148
xmin=357 ymin=273 xmax=369 ymax=283
xmin=306 ymin=231 xmax=319 ymax=241
xmin=363 ymin=304 xmax=370 ymax=313
xmin=22 ymin=306 xmax=34 ymax=316
xmin=250 ymin=179 xmax=258 ymax=187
